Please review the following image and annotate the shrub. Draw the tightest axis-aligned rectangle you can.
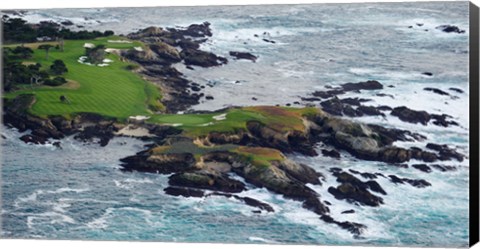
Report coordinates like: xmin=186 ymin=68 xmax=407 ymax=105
xmin=44 ymin=77 xmax=67 ymax=86
xmin=50 ymin=59 xmax=68 ymax=75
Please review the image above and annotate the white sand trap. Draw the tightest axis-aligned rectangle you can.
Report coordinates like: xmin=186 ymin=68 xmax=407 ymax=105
xmin=134 ymin=46 xmax=143 ymax=51
xmin=115 ymin=125 xmax=154 ymax=137
xmin=164 ymin=123 xmax=183 ymax=127
xmin=83 ymin=43 xmax=95 ymax=48
xmin=105 ymin=48 xmax=120 ymax=53
xmin=198 ymin=122 xmax=214 ymax=127
xmin=108 ymin=40 xmax=132 ymax=43
xmin=212 ymin=113 xmax=227 ymax=121
xmin=78 ymin=56 xmax=112 ymax=67
xmin=129 ymin=115 xmax=150 ymax=121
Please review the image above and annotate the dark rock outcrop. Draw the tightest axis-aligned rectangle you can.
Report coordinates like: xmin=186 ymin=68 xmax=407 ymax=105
xmin=229 ymin=51 xmax=258 ymax=62
xmin=436 ymin=25 xmax=465 ymax=34
xmin=169 ymin=171 xmax=246 ymax=193
xmin=120 ymin=152 xmax=196 ymax=173
xmin=426 ymin=143 xmax=464 ymax=162
xmin=391 ymin=106 xmax=430 ymax=125
xmin=412 ymin=164 xmax=432 ymax=173
xmin=181 ymin=48 xmax=228 ymax=67
xmin=388 ymin=175 xmax=431 ymax=188
xmin=321 ymin=149 xmax=341 ymax=159
xmin=424 ymin=87 xmax=449 ymax=96
xmin=328 ymin=172 xmax=384 ymax=206
xmin=341 ymin=80 xmax=383 ymax=91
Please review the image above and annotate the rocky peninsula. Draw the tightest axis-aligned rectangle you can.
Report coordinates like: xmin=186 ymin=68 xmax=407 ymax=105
xmin=1 ymin=19 xmax=466 ymax=238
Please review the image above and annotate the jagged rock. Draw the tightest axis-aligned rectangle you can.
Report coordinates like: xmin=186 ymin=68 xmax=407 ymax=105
xmin=379 ymin=147 xmax=411 ymax=163
xmin=340 ymin=97 xmax=371 ymax=106
xmin=19 ymin=134 xmax=47 ymax=144
xmin=328 ymin=183 xmax=383 ymax=207
xmin=449 ymin=87 xmax=464 ymax=93
xmin=436 ymin=25 xmax=465 ymax=34
xmin=169 ymin=172 xmax=246 ymax=193
xmin=422 ymin=72 xmax=433 ymax=76
xmin=426 ymin=143 xmax=464 ymax=162
xmin=247 ymin=121 xmax=316 ymax=156
xmin=391 ymin=106 xmax=430 ymax=125
xmin=410 ymin=147 xmax=438 ymax=162
xmin=341 ymin=80 xmax=383 ymax=91
xmin=120 ymin=152 xmax=196 ymax=173
xmin=320 ymin=215 xmax=366 ymax=236
xmin=430 ymin=114 xmax=459 ymax=127
xmin=342 ymin=209 xmax=355 ymax=214
xmin=312 ymin=89 xmax=345 ymax=99
xmin=164 ymin=186 xmax=205 ymax=198
xmin=229 ymin=51 xmax=257 ymax=62
xmin=412 ymin=164 xmax=432 ymax=173
xmin=431 ymin=164 xmax=457 ymax=172
xmin=321 ymin=149 xmax=341 ymax=159
xmin=329 ymin=172 xmax=384 ymax=206
xmin=424 ymin=87 xmax=449 ymax=96
xmin=388 ymin=175 xmax=431 ymax=188
xmin=74 ymin=123 xmax=116 ymax=147
xmin=274 ymin=159 xmax=323 ymax=185
xmin=149 ymin=41 xmax=181 ymax=63
xmin=301 ymin=97 xmax=321 ymax=102
xmin=320 ymin=98 xmax=345 ymax=116
xmin=181 ymin=48 xmax=228 ymax=67
xmin=181 ymin=22 xmax=213 ymax=37
xmin=209 ymin=193 xmax=274 ymax=212
xmin=357 ymin=105 xmax=385 ymax=117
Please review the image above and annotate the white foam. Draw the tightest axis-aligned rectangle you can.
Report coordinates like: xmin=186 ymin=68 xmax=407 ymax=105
xmin=248 ymin=236 xmax=278 ymax=244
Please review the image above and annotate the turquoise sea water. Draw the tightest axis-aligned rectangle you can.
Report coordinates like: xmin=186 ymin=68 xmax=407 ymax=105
xmin=1 ymin=2 xmax=471 ymax=247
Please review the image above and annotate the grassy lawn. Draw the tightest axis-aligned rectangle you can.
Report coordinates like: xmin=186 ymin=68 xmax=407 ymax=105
xmin=4 ymin=36 xmax=162 ymax=119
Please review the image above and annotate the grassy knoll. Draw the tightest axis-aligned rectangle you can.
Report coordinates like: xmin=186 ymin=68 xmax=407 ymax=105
xmin=4 ymin=36 xmax=162 ymax=119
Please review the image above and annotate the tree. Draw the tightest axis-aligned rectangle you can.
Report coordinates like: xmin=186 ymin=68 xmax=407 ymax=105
xmin=50 ymin=59 xmax=68 ymax=75
xmin=12 ymin=46 xmax=33 ymax=59
xmin=38 ymin=44 xmax=54 ymax=60
xmin=85 ymin=44 xmax=106 ymax=64
xmin=58 ymin=37 xmax=65 ymax=52
xmin=103 ymin=30 xmax=114 ymax=36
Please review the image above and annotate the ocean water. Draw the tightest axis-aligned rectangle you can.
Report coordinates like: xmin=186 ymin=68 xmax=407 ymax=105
xmin=1 ymin=2 xmax=471 ymax=247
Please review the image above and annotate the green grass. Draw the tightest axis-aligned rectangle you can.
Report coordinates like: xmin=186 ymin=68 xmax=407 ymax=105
xmin=147 ymin=106 xmax=319 ymax=137
xmin=4 ymin=38 xmax=321 ymax=138
xmin=4 ymin=37 xmax=161 ymax=119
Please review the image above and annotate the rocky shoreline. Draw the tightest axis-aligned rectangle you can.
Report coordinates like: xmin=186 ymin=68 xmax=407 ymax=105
xmin=1 ymin=22 xmax=467 ymax=238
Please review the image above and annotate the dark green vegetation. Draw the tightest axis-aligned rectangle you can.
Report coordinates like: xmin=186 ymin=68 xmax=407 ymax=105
xmin=2 ymin=15 xmax=114 ymax=43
